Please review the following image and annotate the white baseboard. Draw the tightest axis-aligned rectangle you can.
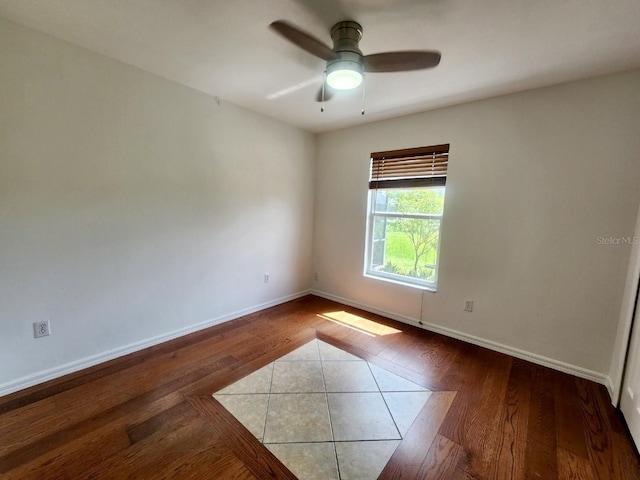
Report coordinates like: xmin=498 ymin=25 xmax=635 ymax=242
xmin=0 ymin=290 xmax=311 ymax=398
xmin=605 ymin=375 xmax=616 ymax=405
xmin=312 ymin=289 xmax=609 ymax=387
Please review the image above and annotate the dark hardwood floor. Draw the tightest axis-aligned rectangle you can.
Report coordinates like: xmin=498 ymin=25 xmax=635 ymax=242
xmin=1 ymin=295 xmax=638 ymax=479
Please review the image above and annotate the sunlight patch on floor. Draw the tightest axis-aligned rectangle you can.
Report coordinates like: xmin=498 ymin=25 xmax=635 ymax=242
xmin=317 ymin=311 xmax=402 ymax=337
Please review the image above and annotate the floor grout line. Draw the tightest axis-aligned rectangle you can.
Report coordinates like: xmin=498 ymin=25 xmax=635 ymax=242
xmin=368 ymin=361 xmax=404 ymax=440
xmin=260 ymin=362 xmax=275 ymax=442
xmin=318 ymin=339 xmax=341 ymax=479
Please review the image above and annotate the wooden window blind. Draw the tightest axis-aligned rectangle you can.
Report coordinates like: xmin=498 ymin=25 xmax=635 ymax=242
xmin=369 ymin=144 xmax=449 ymax=189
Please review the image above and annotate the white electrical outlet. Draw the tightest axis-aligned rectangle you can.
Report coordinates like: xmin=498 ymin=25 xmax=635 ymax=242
xmin=264 ymin=273 xmax=270 ymax=284
xmin=34 ymin=320 xmax=51 ymax=338
xmin=314 ymin=272 xmax=318 ymax=281
xmin=464 ymin=300 xmax=473 ymax=312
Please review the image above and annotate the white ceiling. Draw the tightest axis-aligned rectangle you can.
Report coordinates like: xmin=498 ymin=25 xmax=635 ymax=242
xmin=1 ymin=0 xmax=639 ymax=133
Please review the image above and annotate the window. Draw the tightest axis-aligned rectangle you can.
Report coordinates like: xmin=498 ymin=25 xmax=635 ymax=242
xmin=364 ymin=144 xmax=449 ymax=290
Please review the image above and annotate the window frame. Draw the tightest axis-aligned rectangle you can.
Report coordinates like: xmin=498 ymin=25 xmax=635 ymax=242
xmin=363 ymin=144 xmax=449 ymax=291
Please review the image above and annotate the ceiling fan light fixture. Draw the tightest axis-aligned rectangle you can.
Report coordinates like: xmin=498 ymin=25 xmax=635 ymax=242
xmin=326 ymin=60 xmax=363 ymax=90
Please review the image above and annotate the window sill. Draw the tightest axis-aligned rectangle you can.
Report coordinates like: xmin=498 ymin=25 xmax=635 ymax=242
xmin=364 ymin=272 xmax=437 ymax=292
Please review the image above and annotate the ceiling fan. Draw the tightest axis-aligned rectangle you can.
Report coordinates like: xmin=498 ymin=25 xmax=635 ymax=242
xmin=270 ymin=20 xmax=441 ymax=103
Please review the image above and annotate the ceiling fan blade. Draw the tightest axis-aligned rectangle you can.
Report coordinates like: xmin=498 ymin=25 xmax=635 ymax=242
xmin=270 ymin=21 xmax=336 ymax=61
xmin=315 ymin=84 xmax=335 ymax=102
xmin=363 ymin=51 xmax=441 ymax=72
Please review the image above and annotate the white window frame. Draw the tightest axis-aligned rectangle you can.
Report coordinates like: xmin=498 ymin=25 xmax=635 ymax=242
xmin=364 ymin=189 xmax=444 ymax=291
xmin=363 ymin=144 xmax=449 ymax=291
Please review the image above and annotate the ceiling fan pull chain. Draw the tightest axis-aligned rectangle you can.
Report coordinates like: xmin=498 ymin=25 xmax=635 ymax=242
xmin=361 ymin=73 xmax=366 ymax=115
xmin=321 ymin=71 xmax=327 ymax=112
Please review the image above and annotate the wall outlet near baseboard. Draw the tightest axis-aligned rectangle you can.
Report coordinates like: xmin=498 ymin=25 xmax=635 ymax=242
xmin=34 ymin=320 xmax=51 ymax=338
xmin=314 ymin=272 xmax=318 ymax=281
xmin=464 ymin=300 xmax=473 ymax=312
xmin=264 ymin=273 xmax=270 ymax=284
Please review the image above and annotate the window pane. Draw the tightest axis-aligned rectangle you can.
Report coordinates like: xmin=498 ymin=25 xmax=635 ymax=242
xmin=374 ymin=187 xmax=445 ymax=215
xmin=372 ymin=216 xmax=387 ymax=267
xmin=371 ymin=216 xmax=441 ymax=283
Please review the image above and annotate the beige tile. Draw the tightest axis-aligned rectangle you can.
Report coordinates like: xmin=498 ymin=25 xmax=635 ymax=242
xmin=215 ymin=363 xmax=274 ymax=394
xmin=383 ymin=391 xmax=432 ymax=436
xmin=266 ymin=443 xmax=339 ymax=480
xmin=327 ymin=392 xmax=400 ymax=441
xmin=335 ymin=440 xmax=400 ymax=480
xmin=271 ymin=361 xmax=325 ymax=393
xmin=318 ymin=341 xmax=362 ymax=361
xmin=276 ymin=339 xmax=320 ymax=362
xmin=322 ymin=361 xmax=378 ymax=392
xmin=263 ymin=393 xmax=333 ymax=443
xmin=368 ymin=363 xmax=429 ymax=392
xmin=213 ymin=393 xmax=269 ymax=440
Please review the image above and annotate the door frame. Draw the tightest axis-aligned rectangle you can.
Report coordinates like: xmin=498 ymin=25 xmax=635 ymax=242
xmin=609 ymin=204 xmax=640 ymax=406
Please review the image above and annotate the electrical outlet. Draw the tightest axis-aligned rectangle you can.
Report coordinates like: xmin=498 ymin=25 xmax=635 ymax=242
xmin=264 ymin=273 xmax=270 ymax=284
xmin=34 ymin=320 xmax=51 ymax=338
xmin=314 ymin=272 xmax=318 ymax=281
xmin=464 ymin=300 xmax=473 ymax=312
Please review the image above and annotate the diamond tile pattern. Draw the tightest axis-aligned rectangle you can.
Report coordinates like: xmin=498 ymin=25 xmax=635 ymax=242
xmin=213 ymin=339 xmax=432 ymax=480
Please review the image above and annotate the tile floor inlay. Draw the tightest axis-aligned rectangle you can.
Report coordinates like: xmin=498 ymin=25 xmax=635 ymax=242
xmin=212 ymin=339 xmax=432 ymax=479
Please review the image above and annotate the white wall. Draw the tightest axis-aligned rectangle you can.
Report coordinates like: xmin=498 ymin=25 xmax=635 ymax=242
xmin=313 ymin=69 xmax=640 ymax=381
xmin=0 ymin=18 xmax=315 ymax=394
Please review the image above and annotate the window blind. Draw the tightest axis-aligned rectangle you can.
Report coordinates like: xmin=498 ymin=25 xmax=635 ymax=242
xmin=369 ymin=144 xmax=449 ymax=189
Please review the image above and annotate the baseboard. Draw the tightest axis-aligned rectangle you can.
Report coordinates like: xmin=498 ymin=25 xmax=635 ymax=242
xmin=605 ymin=375 xmax=617 ymax=405
xmin=0 ymin=290 xmax=311 ymax=398
xmin=312 ymin=289 xmax=609 ymax=387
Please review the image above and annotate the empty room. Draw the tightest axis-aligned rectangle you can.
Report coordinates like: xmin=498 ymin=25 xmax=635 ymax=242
xmin=1 ymin=1 xmax=640 ymax=479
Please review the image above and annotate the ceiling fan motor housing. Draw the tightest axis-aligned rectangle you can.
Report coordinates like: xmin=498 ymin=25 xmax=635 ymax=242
xmin=328 ymin=21 xmax=364 ymax=71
